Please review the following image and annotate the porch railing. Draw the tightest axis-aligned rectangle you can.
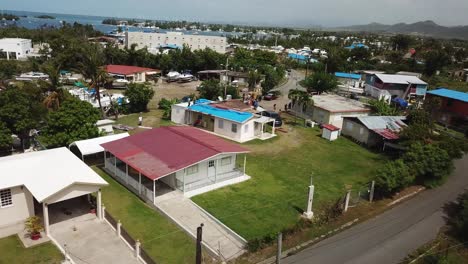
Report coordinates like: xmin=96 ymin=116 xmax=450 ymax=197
xmin=184 ymin=168 xmax=244 ymax=192
xmin=104 ymin=159 xmax=154 ymax=203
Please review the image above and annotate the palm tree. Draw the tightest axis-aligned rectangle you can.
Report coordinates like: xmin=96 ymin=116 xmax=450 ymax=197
xmin=288 ymin=89 xmax=313 ymax=124
xmin=75 ymin=44 xmax=107 ymax=116
xmin=42 ymin=61 xmax=64 ymax=111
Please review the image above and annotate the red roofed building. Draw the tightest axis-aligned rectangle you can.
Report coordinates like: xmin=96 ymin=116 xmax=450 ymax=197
xmin=105 ymin=64 xmax=160 ymax=83
xmin=101 ymin=126 xmax=250 ymax=202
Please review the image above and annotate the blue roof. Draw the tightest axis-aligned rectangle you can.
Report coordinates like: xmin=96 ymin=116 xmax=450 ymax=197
xmin=335 ymin=72 xmax=361 ymax=80
xmin=188 ymin=104 xmax=253 ymax=123
xmin=195 ymin=99 xmax=212 ymax=104
xmin=427 ymin=88 xmax=468 ymax=103
xmin=345 ymin=43 xmax=369 ymax=49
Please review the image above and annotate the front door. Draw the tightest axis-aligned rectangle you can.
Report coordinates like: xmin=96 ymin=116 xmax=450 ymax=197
xmin=208 ymin=160 xmax=216 ymax=181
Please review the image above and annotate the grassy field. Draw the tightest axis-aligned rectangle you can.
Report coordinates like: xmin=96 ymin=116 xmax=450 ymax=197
xmin=192 ymin=117 xmax=385 ymax=240
xmin=93 ymin=167 xmax=196 ymax=264
xmin=0 ymin=235 xmax=63 ymax=264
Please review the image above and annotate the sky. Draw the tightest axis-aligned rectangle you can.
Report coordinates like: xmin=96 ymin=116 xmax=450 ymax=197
xmin=3 ymin=0 xmax=468 ymax=27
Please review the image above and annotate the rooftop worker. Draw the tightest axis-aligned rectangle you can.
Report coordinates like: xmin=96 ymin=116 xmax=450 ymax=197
xmin=138 ymin=113 xmax=143 ymax=126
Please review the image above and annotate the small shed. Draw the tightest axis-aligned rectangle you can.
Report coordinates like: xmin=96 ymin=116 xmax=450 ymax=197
xmin=322 ymin=124 xmax=340 ymax=141
xmin=96 ymin=119 xmax=115 ymax=135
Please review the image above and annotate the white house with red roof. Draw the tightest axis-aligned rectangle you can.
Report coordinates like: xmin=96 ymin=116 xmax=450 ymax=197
xmin=105 ymin=64 xmax=160 ymax=83
xmin=101 ymin=126 xmax=250 ymax=201
xmin=0 ymin=148 xmax=108 ymax=238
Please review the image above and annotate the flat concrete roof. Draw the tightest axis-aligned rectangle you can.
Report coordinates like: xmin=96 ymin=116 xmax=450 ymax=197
xmin=312 ymin=94 xmax=370 ymax=113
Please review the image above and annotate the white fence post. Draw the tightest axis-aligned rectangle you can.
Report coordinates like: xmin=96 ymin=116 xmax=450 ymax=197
xmin=101 ymin=205 xmax=106 ymax=221
xmin=117 ymin=220 xmax=122 ymax=237
xmin=369 ymin=181 xmax=375 ymax=203
xmin=135 ymin=239 xmax=141 ymax=258
xmin=344 ymin=191 xmax=351 ymax=212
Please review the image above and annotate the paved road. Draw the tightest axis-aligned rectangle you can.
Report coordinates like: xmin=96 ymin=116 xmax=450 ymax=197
xmin=261 ymin=70 xmax=305 ymax=111
xmin=284 ymin=155 xmax=468 ymax=264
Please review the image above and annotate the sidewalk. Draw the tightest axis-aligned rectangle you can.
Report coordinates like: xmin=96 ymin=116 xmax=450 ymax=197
xmin=155 ymin=191 xmax=246 ymax=261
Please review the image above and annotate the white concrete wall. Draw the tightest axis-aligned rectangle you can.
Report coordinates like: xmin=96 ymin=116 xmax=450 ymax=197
xmin=127 ymin=32 xmax=227 ymax=53
xmin=174 ymin=154 xmax=237 ymax=190
xmin=171 ymin=105 xmax=187 ymax=124
xmin=0 ymin=186 xmax=34 ymax=232
xmin=45 ymin=184 xmax=101 ymax=204
xmin=214 ymin=118 xmax=241 ymax=141
xmin=0 ymin=38 xmax=33 ymax=59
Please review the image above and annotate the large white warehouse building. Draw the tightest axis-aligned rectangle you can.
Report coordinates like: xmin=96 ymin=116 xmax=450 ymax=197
xmin=125 ymin=31 xmax=227 ymax=54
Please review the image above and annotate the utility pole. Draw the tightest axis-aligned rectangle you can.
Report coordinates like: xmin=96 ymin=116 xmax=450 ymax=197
xmin=196 ymin=223 xmax=204 ymax=264
xmin=224 ymin=57 xmax=229 ymax=99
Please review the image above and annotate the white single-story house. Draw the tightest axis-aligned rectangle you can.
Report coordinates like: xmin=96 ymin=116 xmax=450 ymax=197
xmin=0 ymin=148 xmax=108 ymax=238
xmin=292 ymin=94 xmax=371 ymax=128
xmin=69 ymin=133 xmax=130 ymax=161
xmin=171 ymin=99 xmax=276 ymax=143
xmin=101 ymin=126 xmax=251 ymax=200
xmin=0 ymin=38 xmax=33 ymax=60
xmin=104 ymin=65 xmax=160 ymax=83
xmin=341 ymin=116 xmax=407 ymax=148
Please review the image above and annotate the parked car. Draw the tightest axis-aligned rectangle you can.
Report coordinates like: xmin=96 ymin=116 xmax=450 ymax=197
xmin=258 ymin=111 xmax=283 ymax=127
xmin=264 ymin=93 xmax=278 ymax=101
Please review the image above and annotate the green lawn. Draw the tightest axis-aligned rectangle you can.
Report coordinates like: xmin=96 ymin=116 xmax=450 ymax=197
xmin=0 ymin=235 xmax=63 ymax=264
xmin=192 ymin=125 xmax=385 ymax=240
xmin=93 ymin=167 xmax=196 ymax=264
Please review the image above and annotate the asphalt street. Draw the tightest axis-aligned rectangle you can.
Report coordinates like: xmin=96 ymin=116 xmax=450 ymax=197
xmin=283 ymin=155 xmax=468 ymax=264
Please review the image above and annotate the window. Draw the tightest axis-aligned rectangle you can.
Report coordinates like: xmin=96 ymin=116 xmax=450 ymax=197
xmin=0 ymin=189 xmax=13 ymax=208
xmin=221 ymin=157 xmax=232 ymax=166
xmin=218 ymin=119 xmax=224 ymax=129
xmin=186 ymin=164 xmax=198 ymax=175
xmin=345 ymin=122 xmax=353 ymax=131
xmin=208 ymin=160 xmax=215 ymax=167
xmin=231 ymin=123 xmax=238 ymax=133
xmin=244 ymin=124 xmax=249 ymax=133
xmin=359 ymin=127 xmax=364 ymax=135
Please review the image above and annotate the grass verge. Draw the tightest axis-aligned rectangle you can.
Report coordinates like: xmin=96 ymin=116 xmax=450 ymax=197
xmin=0 ymin=235 xmax=63 ymax=264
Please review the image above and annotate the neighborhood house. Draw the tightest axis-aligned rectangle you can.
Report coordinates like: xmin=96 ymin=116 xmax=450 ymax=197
xmin=171 ymin=99 xmax=277 ymax=142
xmin=292 ymin=94 xmax=371 ymax=128
xmin=0 ymin=148 xmax=108 ymax=238
xmin=100 ymin=126 xmax=251 ymax=201
xmin=105 ymin=64 xmax=160 ymax=83
xmin=426 ymin=88 xmax=468 ymax=127
xmin=364 ymin=73 xmax=428 ymax=102
xmin=342 ymin=116 xmax=407 ymax=148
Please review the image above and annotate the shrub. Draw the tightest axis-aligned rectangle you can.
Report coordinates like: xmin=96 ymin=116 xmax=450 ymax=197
xmin=124 ymin=83 xmax=155 ymax=113
xmin=403 ymin=143 xmax=453 ymax=188
xmin=375 ymin=159 xmax=415 ymax=197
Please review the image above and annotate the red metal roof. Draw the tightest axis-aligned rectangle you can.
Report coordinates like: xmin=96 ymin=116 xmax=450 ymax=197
xmin=322 ymin=124 xmax=340 ymax=132
xmin=373 ymin=129 xmax=400 ymax=140
xmin=105 ymin=65 xmax=158 ymax=75
xmin=101 ymin=126 xmax=249 ymax=180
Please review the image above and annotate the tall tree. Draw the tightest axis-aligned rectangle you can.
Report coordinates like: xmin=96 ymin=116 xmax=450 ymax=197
xmin=124 ymin=83 xmax=155 ymax=113
xmin=198 ymin=80 xmax=223 ymax=100
xmin=301 ymin=72 xmax=338 ymax=94
xmin=0 ymin=121 xmax=12 ymax=152
xmin=75 ymin=43 xmax=107 ymax=116
xmin=42 ymin=98 xmax=100 ymax=148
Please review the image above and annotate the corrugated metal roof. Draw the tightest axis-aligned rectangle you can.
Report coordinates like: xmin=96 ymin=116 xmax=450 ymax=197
xmin=427 ymin=88 xmax=468 ymax=103
xmin=105 ymin=65 xmax=157 ymax=75
xmin=101 ymin=127 xmax=249 ymax=181
xmin=322 ymin=124 xmax=340 ymax=131
xmin=189 ymin=104 xmax=253 ymax=123
xmin=375 ymin=74 xmax=427 ymax=85
xmin=335 ymin=72 xmax=361 ymax=80
xmin=357 ymin=116 xmax=407 ymax=130
xmin=70 ymin=133 xmax=130 ymax=156
xmin=373 ymin=129 xmax=400 ymax=140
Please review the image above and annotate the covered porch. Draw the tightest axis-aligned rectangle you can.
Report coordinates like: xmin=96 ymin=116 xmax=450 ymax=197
xmin=103 ymin=151 xmax=248 ymax=202
xmin=254 ymin=115 xmax=277 ymax=140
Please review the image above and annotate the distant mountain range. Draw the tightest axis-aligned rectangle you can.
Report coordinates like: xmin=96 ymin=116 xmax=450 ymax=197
xmin=329 ymin=20 xmax=468 ymax=40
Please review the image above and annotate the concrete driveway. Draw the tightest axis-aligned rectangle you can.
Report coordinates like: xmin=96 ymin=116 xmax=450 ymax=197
xmin=50 ymin=213 xmax=139 ymax=264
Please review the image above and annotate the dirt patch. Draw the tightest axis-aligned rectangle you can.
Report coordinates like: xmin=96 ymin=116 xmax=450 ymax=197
xmin=151 ymin=79 xmax=201 ymax=109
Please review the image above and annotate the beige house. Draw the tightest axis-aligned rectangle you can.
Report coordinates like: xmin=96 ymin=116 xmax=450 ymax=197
xmin=0 ymin=148 xmax=108 ymax=238
xmin=292 ymin=94 xmax=371 ymax=128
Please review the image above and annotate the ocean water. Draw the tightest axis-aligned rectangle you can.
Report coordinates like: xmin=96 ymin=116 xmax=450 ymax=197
xmin=1 ymin=10 xmax=241 ymax=37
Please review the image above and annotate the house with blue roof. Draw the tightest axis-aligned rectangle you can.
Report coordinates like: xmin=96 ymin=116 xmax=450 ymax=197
xmin=426 ymin=88 xmax=468 ymax=126
xmin=171 ymin=99 xmax=277 ymax=142
xmin=345 ymin=43 xmax=369 ymax=50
